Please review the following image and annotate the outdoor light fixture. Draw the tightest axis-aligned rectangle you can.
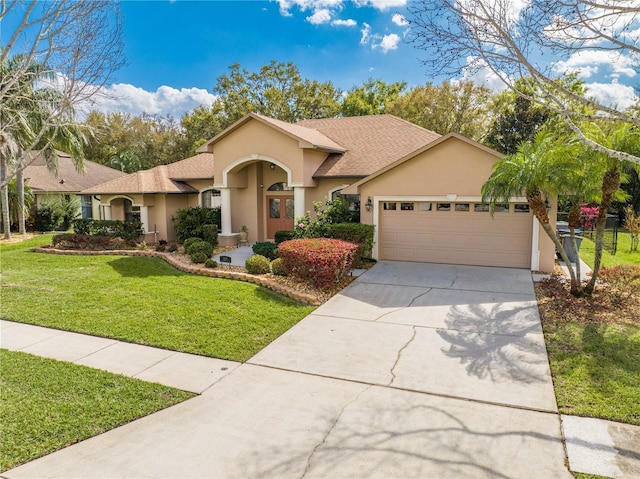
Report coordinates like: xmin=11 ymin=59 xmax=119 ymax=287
xmin=365 ymin=196 xmax=372 ymax=212
xmin=270 ymin=163 xmax=276 ymax=170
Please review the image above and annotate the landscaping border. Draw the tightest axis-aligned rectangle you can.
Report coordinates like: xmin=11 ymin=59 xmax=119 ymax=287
xmin=35 ymin=247 xmax=322 ymax=306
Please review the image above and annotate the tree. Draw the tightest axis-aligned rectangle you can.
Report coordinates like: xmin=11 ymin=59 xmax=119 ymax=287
xmin=407 ymin=0 xmax=640 ymax=164
xmin=212 ymin=61 xmax=342 ymax=127
xmin=482 ymin=132 xmax=585 ymax=293
xmin=178 ymin=105 xmax=223 ymax=157
xmin=387 ymin=81 xmax=492 ymax=141
xmin=341 ymin=79 xmax=407 ymax=117
xmin=1 ymin=1 xmax=124 ymax=238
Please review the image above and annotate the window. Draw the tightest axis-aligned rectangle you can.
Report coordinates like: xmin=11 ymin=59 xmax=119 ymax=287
xmin=437 ymin=203 xmax=451 ymax=211
xmin=401 ymin=202 xmax=415 ymax=211
xmin=418 ymin=202 xmax=432 ymax=211
xmin=494 ymin=203 xmax=510 ymax=212
xmin=81 ymin=195 xmax=93 ymax=219
xmin=124 ymin=199 xmax=141 ymax=223
xmin=455 ymin=203 xmax=470 ymax=212
xmin=514 ymin=204 xmax=530 ymax=213
xmin=269 ymin=198 xmax=281 ymax=218
xmin=267 ymin=182 xmax=293 ymax=191
xmin=331 ymin=192 xmax=361 ymax=222
xmin=383 ymin=202 xmax=397 ymax=210
xmin=474 ymin=203 xmax=491 ymax=212
xmin=474 ymin=203 xmax=509 ymax=213
xmin=201 ymin=189 xmax=221 ymax=209
xmin=285 ymin=198 xmax=295 ymax=219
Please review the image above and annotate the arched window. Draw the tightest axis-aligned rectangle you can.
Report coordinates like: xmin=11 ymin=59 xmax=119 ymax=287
xmin=201 ymin=189 xmax=221 ymax=208
xmin=267 ymin=182 xmax=293 ymax=191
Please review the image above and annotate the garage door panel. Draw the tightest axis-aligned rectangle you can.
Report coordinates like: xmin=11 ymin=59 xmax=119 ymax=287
xmin=379 ymin=205 xmax=532 ymax=268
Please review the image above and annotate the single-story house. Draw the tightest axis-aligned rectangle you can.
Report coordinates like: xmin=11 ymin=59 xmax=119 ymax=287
xmin=83 ymin=113 xmax=557 ymax=272
xmin=24 ymin=151 xmax=126 ymax=219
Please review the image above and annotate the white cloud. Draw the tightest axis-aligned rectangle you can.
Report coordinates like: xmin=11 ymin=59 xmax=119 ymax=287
xmin=585 ymin=81 xmax=638 ymax=110
xmin=82 ymin=84 xmax=216 ymax=118
xmin=354 ymin=0 xmax=407 ymax=10
xmin=307 ymin=8 xmax=332 ymax=24
xmin=360 ymin=22 xmax=372 ymax=45
xmin=375 ymin=33 xmax=401 ymax=53
xmin=331 ymin=18 xmax=357 ymax=27
xmin=553 ymin=50 xmax=637 ymax=79
xmin=457 ymin=56 xmax=509 ymax=92
xmin=392 ymin=13 xmax=408 ymax=26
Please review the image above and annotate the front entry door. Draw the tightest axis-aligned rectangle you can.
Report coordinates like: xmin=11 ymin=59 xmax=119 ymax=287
xmin=267 ymin=195 xmax=294 ymax=239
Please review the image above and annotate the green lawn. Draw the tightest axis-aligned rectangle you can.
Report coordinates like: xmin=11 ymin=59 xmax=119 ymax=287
xmin=1 ymin=236 xmax=314 ymax=362
xmin=544 ymin=321 xmax=640 ymax=426
xmin=0 ymin=349 xmax=194 ymax=472
xmin=579 ymin=232 xmax=640 ymax=268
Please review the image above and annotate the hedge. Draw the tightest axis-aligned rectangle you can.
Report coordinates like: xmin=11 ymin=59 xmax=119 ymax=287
xmin=278 ymin=238 xmax=358 ymax=289
xmin=329 ymin=223 xmax=374 ymax=266
xmin=172 ymin=207 xmax=220 ymax=245
xmin=252 ymin=241 xmax=279 ymax=260
xmin=274 ymin=230 xmax=296 ymax=244
xmin=52 ymin=234 xmax=130 ymax=250
xmin=72 ymin=219 xmax=143 ymax=242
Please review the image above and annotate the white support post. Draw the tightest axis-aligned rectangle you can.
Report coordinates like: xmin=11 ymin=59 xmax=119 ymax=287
xmin=531 ymin=216 xmax=540 ymax=271
xmin=140 ymin=206 xmax=149 ymax=234
xmin=294 ymin=186 xmax=306 ymax=221
xmin=103 ymin=205 xmax=112 ymax=220
xmin=220 ymin=187 xmax=232 ymax=235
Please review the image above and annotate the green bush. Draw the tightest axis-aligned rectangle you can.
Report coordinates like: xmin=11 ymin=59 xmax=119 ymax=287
xmin=245 ymin=254 xmax=271 ymax=275
xmin=294 ymin=197 xmax=355 ymax=239
xmin=204 ymin=259 xmax=218 ymax=268
xmin=168 ymin=242 xmax=178 ymax=253
xmin=252 ymin=241 xmax=279 ymax=260
xmin=34 ymin=204 xmax=63 ymax=232
xmin=52 ymin=234 xmax=129 ymax=250
xmin=202 ymin=224 xmax=218 ymax=247
xmin=71 ymin=219 xmax=143 ymax=242
xmin=185 ymin=240 xmax=213 ymax=258
xmin=274 ymin=230 xmax=295 ymax=244
xmin=271 ymin=257 xmax=287 ymax=276
xmin=155 ymin=244 xmax=166 ymax=252
xmin=172 ymin=207 xmax=221 ymax=244
xmin=191 ymin=252 xmax=209 ymax=264
xmin=329 ymin=223 xmax=375 ymax=266
xmin=182 ymin=237 xmax=201 ymax=252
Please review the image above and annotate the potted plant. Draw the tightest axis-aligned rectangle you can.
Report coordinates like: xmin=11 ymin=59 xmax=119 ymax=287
xmin=239 ymin=225 xmax=249 ymax=242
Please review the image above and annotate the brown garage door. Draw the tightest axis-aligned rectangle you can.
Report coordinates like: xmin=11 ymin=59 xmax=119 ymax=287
xmin=378 ymin=201 xmax=532 ymax=268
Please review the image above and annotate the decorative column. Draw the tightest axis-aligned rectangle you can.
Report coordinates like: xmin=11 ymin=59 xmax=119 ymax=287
xmin=140 ymin=206 xmax=149 ymax=234
xmin=102 ymin=205 xmax=112 ymax=220
xmin=294 ymin=186 xmax=306 ymax=221
xmin=220 ymin=187 xmax=232 ymax=235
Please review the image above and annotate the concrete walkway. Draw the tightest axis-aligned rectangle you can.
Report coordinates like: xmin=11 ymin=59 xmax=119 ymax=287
xmin=2 ymin=261 xmax=636 ymax=477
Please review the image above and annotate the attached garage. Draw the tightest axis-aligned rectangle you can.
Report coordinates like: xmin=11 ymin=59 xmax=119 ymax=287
xmin=377 ymin=200 xmax=533 ymax=268
xmin=343 ymin=133 xmax=556 ymax=272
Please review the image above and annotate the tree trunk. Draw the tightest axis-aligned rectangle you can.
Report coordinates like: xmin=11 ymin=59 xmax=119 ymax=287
xmin=17 ymin=168 xmax=26 ymax=234
xmin=0 ymin=155 xmax=11 ymax=240
xmin=526 ymin=188 xmax=579 ymax=287
xmin=585 ymin=167 xmax=621 ymax=295
xmin=567 ymin=203 xmax=583 ymax=293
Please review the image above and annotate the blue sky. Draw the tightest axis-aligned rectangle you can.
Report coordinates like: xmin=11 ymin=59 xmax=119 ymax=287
xmin=2 ymin=0 xmax=638 ymax=119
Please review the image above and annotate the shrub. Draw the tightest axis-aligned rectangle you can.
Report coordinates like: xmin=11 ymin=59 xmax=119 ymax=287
xmin=202 ymin=224 xmax=219 ymax=247
xmin=34 ymin=204 xmax=63 ymax=232
xmin=191 ymin=252 xmax=209 ymax=264
xmin=278 ymin=238 xmax=358 ymax=289
xmin=182 ymin=237 xmax=201 ymax=252
xmin=204 ymin=259 xmax=218 ymax=268
xmin=185 ymin=240 xmax=213 ymax=258
xmin=245 ymin=254 xmax=271 ymax=275
xmin=172 ymin=207 xmax=221 ymax=243
xmin=624 ymin=206 xmax=640 ymax=252
xmin=73 ymin=218 xmax=92 ymax=235
xmin=329 ymin=223 xmax=375 ymax=266
xmin=271 ymin=257 xmax=287 ymax=276
xmin=155 ymin=244 xmax=166 ymax=252
xmin=252 ymin=241 xmax=279 ymax=260
xmin=274 ymin=230 xmax=296 ymax=244
xmin=167 ymin=242 xmax=178 ymax=253
xmin=71 ymin=219 xmax=143 ymax=242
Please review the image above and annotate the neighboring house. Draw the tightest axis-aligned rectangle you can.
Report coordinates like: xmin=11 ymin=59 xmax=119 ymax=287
xmin=84 ymin=113 xmax=557 ymax=272
xmin=24 ymin=151 xmax=126 ymax=220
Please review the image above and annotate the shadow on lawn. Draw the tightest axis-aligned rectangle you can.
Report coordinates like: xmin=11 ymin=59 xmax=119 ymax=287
xmin=107 ymin=256 xmax=184 ymax=278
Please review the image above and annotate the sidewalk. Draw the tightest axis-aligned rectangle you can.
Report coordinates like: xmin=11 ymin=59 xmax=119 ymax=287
xmin=0 ymin=320 xmax=240 ymax=394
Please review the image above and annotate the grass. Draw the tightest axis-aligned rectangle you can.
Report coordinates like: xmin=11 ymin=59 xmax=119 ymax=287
xmin=0 ymin=349 xmax=194 ymax=472
xmin=579 ymin=231 xmax=640 ymax=268
xmin=1 ymin=236 xmax=315 ymax=362
xmin=543 ymin=321 xmax=640 ymax=426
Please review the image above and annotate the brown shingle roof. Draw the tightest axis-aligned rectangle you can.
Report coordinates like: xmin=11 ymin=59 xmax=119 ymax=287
xmin=298 ymin=115 xmax=441 ymax=178
xmin=23 ymin=151 xmax=126 ymax=193
xmin=82 ymin=153 xmax=214 ymax=195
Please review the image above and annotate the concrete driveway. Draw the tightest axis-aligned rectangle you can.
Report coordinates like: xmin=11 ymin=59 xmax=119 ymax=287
xmin=7 ymin=261 xmax=571 ymax=478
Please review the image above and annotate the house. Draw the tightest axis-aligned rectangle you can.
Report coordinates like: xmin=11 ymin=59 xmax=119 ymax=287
xmin=84 ymin=113 xmax=557 ymax=272
xmin=24 ymin=151 xmax=126 ymax=219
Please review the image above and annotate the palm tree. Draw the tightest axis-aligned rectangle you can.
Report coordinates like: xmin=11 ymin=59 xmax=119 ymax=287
xmin=482 ymin=132 xmax=584 ymax=294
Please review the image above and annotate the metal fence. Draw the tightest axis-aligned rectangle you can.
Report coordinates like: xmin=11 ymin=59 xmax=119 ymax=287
xmin=557 ymin=212 xmax=619 ymax=255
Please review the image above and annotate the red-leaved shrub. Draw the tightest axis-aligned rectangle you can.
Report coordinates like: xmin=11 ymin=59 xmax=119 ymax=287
xmin=279 ymin=238 xmax=359 ymax=289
